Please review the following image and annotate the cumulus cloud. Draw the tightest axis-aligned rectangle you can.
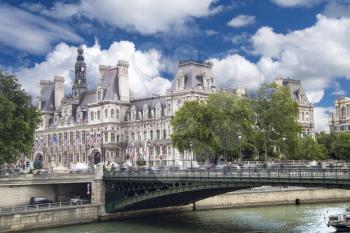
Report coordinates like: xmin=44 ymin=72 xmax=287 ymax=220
xmin=270 ymin=0 xmax=325 ymax=7
xmin=314 ymin=106 xmax=333 ymax=132
xmin=252 ymin=14 xmax=350 ymax=103
xmin=227 ymin=15 xmax=256 ymax=28
xmin=210 ymin=54 xmax=265 ymax=90
xmin=15 ymin=41 xmax=171 ymax=99
xmin=323 ymin=0 xmax=350 ymax=18
xmin=24 ymin=0 xmax=221 ymax=35
xmin=0 ymin=4 xmax=81 ymax=54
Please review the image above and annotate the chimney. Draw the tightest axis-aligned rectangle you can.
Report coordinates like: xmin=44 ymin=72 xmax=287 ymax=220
xmin=117 ymin=60 xmax=129 ymax=102
xmin=40 ymin=80 xmax=51 ymax=97
xmin=54 ymin=76 xmax=65 ymax=110
xmin=99 ymin=65 xmax=111 ymax=83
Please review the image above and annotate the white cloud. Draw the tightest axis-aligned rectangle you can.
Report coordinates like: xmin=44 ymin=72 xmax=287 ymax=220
xmin=15 ymin=41 xmax=171 ymax=99
xmin=27 ymin=0 xmax=220 ymax=35
xmin=270 ymin=0 xmax=325 ymax=7
xmin=252 ymin=14 xmax=350 ymax=103
xmin=323 ymin=0 xmax=350 ymax=18
xmin=0 ymin=4 xmax=81 ymax=54
xmin=210 ymin=54 xmax=265 ymax=90
xmin=227 ymin=15 xmax=256 ymax=28
xmin=314 ymin=106 xmax=332 ymax=132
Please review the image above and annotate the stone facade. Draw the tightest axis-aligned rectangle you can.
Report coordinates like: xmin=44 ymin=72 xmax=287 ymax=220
xmin=274 ymin=77 xmax=315 ymax=137
xmin=32 ymin=48 xmax=216 ymax=168
xmin=329 ymin=96 xmax=350 ymax=132
xmin=32 ymin=48 xmax=314 ymax=168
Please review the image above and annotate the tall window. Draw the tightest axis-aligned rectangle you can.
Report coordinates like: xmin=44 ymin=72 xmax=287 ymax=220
xmin=97 ymin=110 xmax=101 ymax=120
xmin=116 ymin=109 xmax=119 ymax=119
xmin=157 ymin=129 xmax=160 ymax=140
xmin=111 ymin=133 xmax=115 ymax=142
xmin=111 ymin=109 xmax=115 ymax=118
xmin=105 ymin=109 xmax=108 ymax=118
xmin=144 ymin=131 xmax=147 ymax=141
xmin=163 ymin=129 xmax=167 ymax=139
xmin=70 ymin=132 xmax=74 ymax=145
xmin=341 ymin=107 xmax=346 ymax=117
xmin=150 ymin=130 xmax=153 ymax=140
xmin=91 ymin=111 xmax=94 ymax=121
xmin=104 ymin=132 xmax=108 ymax=143
xmin=82 ymin=130 xmax=86 ymax=144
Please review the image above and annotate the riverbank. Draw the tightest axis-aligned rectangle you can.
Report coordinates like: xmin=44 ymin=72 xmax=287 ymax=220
xmin=2 ymin=188 xmax=350 ymax=232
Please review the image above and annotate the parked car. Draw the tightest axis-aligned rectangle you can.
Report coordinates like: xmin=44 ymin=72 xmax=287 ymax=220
xmin=70 ymin=196 xmax=87 ymax=205
xmin=29 ymin=197 xmax=53 ymax=206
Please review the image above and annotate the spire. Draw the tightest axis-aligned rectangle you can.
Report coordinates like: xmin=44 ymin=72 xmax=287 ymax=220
xmin=72 ymin=46 xmax=87 ymax=98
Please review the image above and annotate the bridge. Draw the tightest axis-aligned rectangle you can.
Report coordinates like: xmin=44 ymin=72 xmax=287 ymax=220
xmin=103 ymin=168 xmax=350 ymax=212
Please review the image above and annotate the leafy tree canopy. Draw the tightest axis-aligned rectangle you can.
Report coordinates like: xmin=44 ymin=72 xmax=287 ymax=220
xmin=0 ymin=71 xmax=41 ymax=165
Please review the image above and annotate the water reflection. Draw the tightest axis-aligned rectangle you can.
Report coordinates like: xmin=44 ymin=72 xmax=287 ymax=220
xmin=25 ymin=202 xmax=350 ymax=233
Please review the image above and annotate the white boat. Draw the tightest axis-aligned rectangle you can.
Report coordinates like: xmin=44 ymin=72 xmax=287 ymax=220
xmin=327 ymin=212 xmax=350 ymax=231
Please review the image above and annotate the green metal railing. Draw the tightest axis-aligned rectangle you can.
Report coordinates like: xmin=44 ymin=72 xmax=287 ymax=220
xmin=104 ymin=168 xmax=350 ymax=185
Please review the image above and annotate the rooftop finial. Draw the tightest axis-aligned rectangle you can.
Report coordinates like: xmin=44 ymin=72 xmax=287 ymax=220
xmin=77 ymin=46 xmax=84 ymax=60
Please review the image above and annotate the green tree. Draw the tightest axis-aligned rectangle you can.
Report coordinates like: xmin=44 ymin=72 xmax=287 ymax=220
xmin=0 ymin=71 xmax=41 ymax=167
xmin=251 ymin=83 xmax=301 ymax=160
xmin=171 ymin=101 xmax=215 ymax=160
xmin=293 ymin=136 xmax=327 ymax=160
xmin=206 ymin=92 xmax=254 ymax=161
xmin=171 ymin=92 xmax=254 ymax=163
xmin=331 ymin=133 xmax=350 ymax=160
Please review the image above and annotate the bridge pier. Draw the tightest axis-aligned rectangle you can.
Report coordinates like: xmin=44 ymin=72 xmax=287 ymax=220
xmin=192 ymin=202 xmax=196 ymax=211
xmin=91 ymin=164 xmax=106 ymax=216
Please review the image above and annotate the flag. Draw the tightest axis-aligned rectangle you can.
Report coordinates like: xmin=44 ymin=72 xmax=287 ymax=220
xmin=52 ymin=134 xmax=58 ymax=146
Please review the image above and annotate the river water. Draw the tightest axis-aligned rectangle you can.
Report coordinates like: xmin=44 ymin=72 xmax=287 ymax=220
xmin=25 ymin=202 xmax=350 ymax=233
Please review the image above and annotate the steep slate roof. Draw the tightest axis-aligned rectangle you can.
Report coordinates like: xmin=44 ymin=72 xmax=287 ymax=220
xmin=283 ymin=79 xmax=312 ymax=106
xmin=131 ymin=96 xmax=166 ymax=110
xmin=81 ymin=91 xmax=96 ymax=106
xmin=170 ymin=61 xmax=215 ymax=91
xmin=41 ymin=83 xmax=55 ymax=112
xmin=101 ymin=68 xmax=119 ymax=101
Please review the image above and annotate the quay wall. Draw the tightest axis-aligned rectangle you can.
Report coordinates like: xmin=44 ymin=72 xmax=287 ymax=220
xmin=0 ymin=185 xmax=56 ymax=207
xmin=196 ymin=188 xmax=350 ymax=210
xmin=0 ymin=204 xmax=100 ymax=233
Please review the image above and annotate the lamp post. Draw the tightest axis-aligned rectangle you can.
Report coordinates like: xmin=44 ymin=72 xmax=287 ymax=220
xmin=238 ymin=133 xmax=242 ymax=162
xmin=189 ymin=142 xmax=193 ymax=169
xmin=147 ymin=141 xmax=151 ymax=168
xmin=282 ymin=136 xmax=286 ymax=160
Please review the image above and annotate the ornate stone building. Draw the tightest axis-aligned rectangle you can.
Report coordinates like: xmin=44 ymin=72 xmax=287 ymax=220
xmin=32 ymin=48 xmax=216 ymax=168
xmin=329 ymin=97 xmax=350 ymax=132
xmin=274 ymin=77 xmax=315 ymax=137
xmin=33 ymin=48 xmax=315 ymax=168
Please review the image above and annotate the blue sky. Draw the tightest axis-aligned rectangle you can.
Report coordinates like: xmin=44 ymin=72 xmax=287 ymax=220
xmin=1 ymin=0 xmax=350 ymax=132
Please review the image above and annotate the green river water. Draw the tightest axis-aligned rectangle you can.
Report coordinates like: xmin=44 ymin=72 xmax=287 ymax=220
xmin=25 ymin=202 xmax=350 ymax=233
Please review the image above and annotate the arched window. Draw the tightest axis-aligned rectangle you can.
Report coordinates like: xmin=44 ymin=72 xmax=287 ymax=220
xmin=116 ymin=109 xmax=119 ymax=119
xmin=111 ymin=109 xmax=115 ymax=118
xmin=105 ymin=109 xmax=108 ymax=118
xmin=150 ymin=130 xmax=153 ymax=140
xmin=156 ymin=129 xmax=160 ymax=139
xmin=97 ymin=110 xmax=100 ymax=120
xmin=90 ymin=111 xmax=94 ymax=121
xmin=163 ymin=129 xmax=167 ymax=139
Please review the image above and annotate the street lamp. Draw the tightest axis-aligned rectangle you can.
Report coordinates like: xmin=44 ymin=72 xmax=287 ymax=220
xmin=189 ymin=142 xmax=193 ymax=169
xmin=147 ymin=141 xmax=151 ymax=167
xmin=238 ymin=133 xmax=242 ymax=161
xmin=282 ymin=136 xmax=286 ymax=160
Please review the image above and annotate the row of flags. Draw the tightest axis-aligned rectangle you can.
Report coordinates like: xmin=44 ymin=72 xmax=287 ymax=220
xmin=34 ymin=129 xmax=103 ymax=148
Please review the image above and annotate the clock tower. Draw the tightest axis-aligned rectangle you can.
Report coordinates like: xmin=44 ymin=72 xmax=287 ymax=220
xmin=72 ymin=46 xmax=88 ymax=100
